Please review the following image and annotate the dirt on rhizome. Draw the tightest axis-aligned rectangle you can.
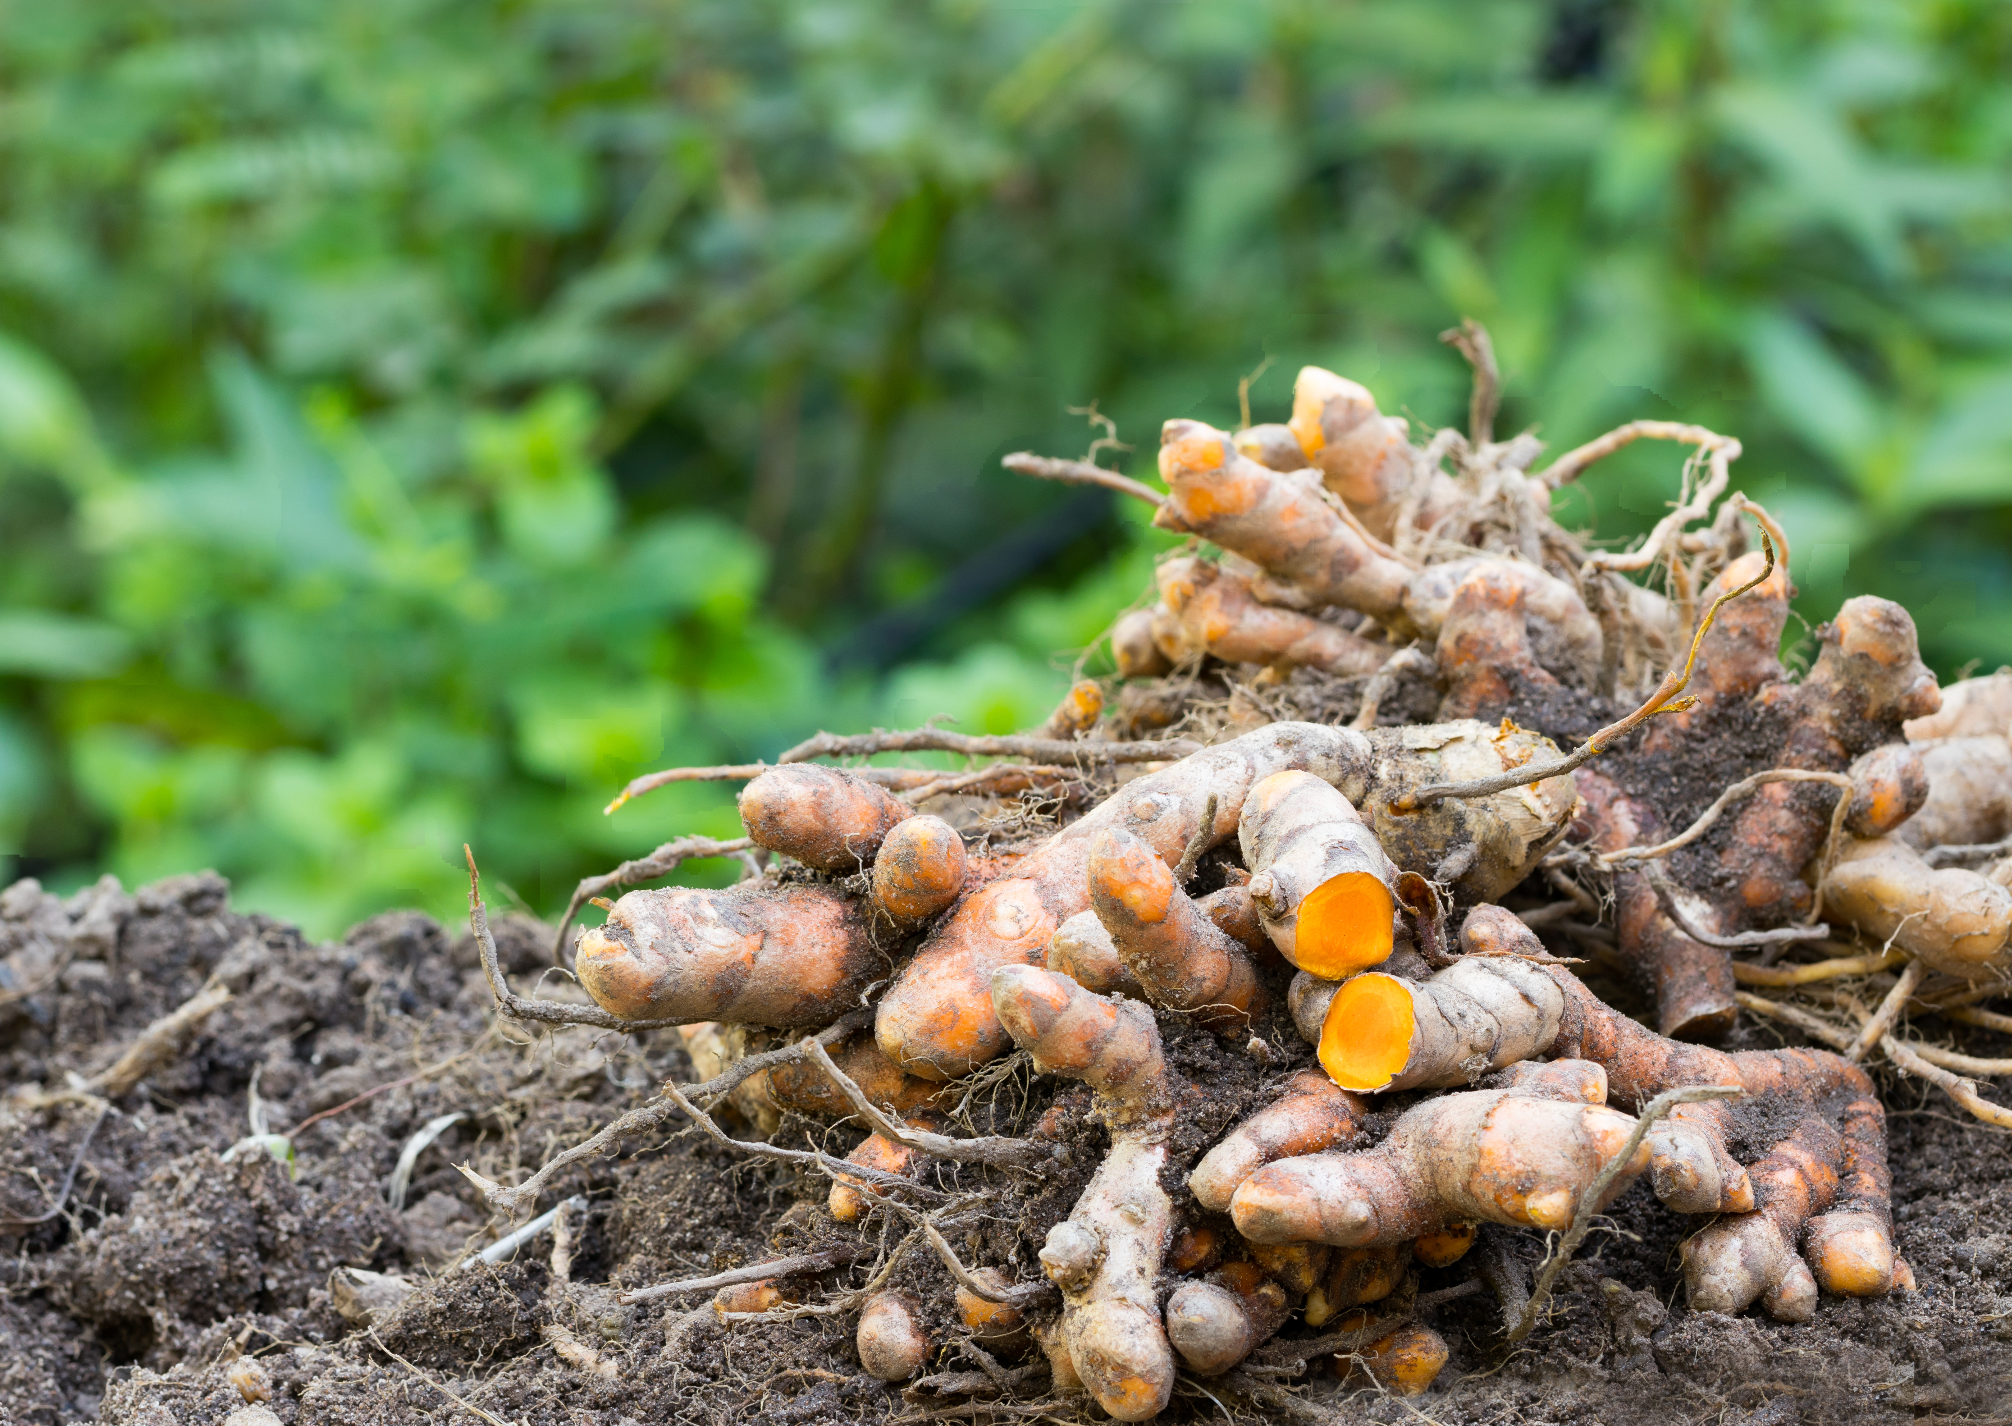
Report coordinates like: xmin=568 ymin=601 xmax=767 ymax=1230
xmin=3 ymin=863 xmax=2011 ymax=1426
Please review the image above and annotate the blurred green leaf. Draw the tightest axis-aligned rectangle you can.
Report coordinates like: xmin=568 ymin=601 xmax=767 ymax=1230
xmin=1 ymin=0 xmax=2008 ymax=932
xmin=0 ymin=610 xmax=131 ymax=678
xmin=1361 ymin=94 xmax=1615 ymax=159
xmin=1903 ymin=373 xmax=2012 ymax=511
xmin=1714 ymin=83 xmax=1902 ymax=274
xmin=0 ymin=710 xmax=42 ymax=853
xmin=0 ymin=332 xmax=102 ymax=488
xmin=883 ymin=643 xmax=1067 ymax=740
xmin=1746 ymin=312 xmax=1883 ymax=479
xmin=509 ymin=678 xmax=683 ymax=785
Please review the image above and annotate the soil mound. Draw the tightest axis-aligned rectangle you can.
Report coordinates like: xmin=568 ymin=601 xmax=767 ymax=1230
xmin=3 ymin=872 xmax=2009 ymax=1424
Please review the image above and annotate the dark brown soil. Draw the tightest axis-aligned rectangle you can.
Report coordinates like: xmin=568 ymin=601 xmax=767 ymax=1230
xmin=4 ymin=870 xmax=2011 ymax=1426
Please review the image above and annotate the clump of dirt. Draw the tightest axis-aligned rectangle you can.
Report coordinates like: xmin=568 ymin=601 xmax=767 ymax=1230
xmin=4 ymin=870 xmax=2011 ymax=1425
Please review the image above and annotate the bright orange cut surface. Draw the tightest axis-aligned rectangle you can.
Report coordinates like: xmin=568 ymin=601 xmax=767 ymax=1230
xmin=1293 ymin=872 xmax=1395 ymax=978
xmin=1320 ymin=973 xmax=1414 ymax=1090
xmin=1287 ymin=406 xmax=1325 ymax=458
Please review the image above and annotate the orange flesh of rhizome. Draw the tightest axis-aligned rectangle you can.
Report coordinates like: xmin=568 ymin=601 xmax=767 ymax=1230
xmin=1293 ymin=872 xmax=1396 ymax=979
xmin=1319 ymin=973 xmax=1415 ymax=1091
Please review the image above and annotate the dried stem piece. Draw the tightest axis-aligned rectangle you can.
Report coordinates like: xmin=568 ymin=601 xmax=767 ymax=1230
xmin=1505 ymin=1084 xmax=1741 ymax=1345
xmin=1599 ymin=768 xmax=1856 ymax=866
xmin=894 ymin=764 xmax=1081 ymax=804
xmin=1581 ymin=449 xmax=1733 ymax=579
xmin=459 ymin=1194 xmax=586 ymax=1269
xmin=657 ymin=1077 xmax=949 ymax=1202
xmin=1641 ymin=864 xmax=1831 ymax=949
xmin=366 ymin=1327 xmax=515 ymax=1426
xmin=1440 ymin=317 xmax=1500 ymax=447
xmin=551 ymin=834 xmax=755 ymax=961
xmin=607 ymin=729 xmax=1195 ymax=814
xmin=1173 ymin=793 xmax=1219 ymax=885
xmin=1903 ymin=1043 xmax=2012 ymax=1077
xmin=1733 ymin=991 xmax=1853 ymax=1050
xmin=462 ymin=1010 xmax=872 ymax=1218
xmin=1924 ymin=836 xmax=2012 ymax=869
xmin=1538 ymin=420 xmax=1741 ymax=493
xmin=1392 ymin=528 xmax=1776 ymax=811
xmin=466 ymin=847 xmax=682 ymax=1032
xmin=779 ymin=728 xmax=1198 ymax=767
xmin=619 ymin=1250 xmax=860 ymax=1305
xmin=1737 ymin=990 xmax=2012 ymax=1129
xmin=921 ymin=1221 xmax=1055 ymax=1310
xmin=1847 ymin=959 xmax=1926 ymax=1063
xmin=1945 ymin=1005 xmax=2012 ymax=1035
xmin=599 ymin=762 xmax=1072 ymax=813
xmin=90 ymin=979 xmax=232 ymax=1097
xmin=798 ymin=1038 xmax=1055 ymax=1170
xmin=1001 ymin=452 xmax=1165 ymax=508
xmin=1731 ymin=949 xmax=1905 ymax=987
xmin=1881 ymin=1036 xmax=2012 ymax=1130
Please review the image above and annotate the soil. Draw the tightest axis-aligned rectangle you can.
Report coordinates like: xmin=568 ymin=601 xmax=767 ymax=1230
xmin=4 ymin=866 xmax=2012 ymax=1426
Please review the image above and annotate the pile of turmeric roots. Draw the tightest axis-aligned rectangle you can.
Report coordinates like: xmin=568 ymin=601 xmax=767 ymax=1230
xmin=466 ymin=336 xmax=2012 ymax=1419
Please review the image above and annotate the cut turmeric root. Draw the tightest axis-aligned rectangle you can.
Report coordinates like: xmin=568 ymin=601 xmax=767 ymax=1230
xmin=1238 ymin=770 xmax=1397 ymax=978
xmin=1318 ymin=953 xmax=1564 ymax=1092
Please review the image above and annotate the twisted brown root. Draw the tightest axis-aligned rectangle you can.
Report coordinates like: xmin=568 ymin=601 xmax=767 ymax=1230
xmin=739 ymin=764 xmax=911 ymax=873
xmin=1087 ymin=826 xmax=1264 ymax=1030
xmin=991 ymin=965 xmax=1176 ymax=1421
xmin=877 ymin=721 xmax=1373 ymax=1079
xmin=1156 ymin=554 xmax=1388 ymax=676
xmin=1229 ymin=1069 xmax=1647 ymax=1247
xmin=575 ymin=881 xmax=882 ymax=1027
xmin=1188 ymin=1069 xmax=1368 ymax=1212
xmin=1574 ymin=767 xmax=1735 ymax=1040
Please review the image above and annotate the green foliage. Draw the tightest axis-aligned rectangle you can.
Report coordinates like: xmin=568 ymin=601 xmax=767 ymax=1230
xmin=1 ymin=0 xmax=2009 ymax=934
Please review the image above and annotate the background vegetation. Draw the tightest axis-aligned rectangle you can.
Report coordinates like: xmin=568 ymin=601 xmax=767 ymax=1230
xmin=2 ymin=0 xmax=2009 ymax=936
